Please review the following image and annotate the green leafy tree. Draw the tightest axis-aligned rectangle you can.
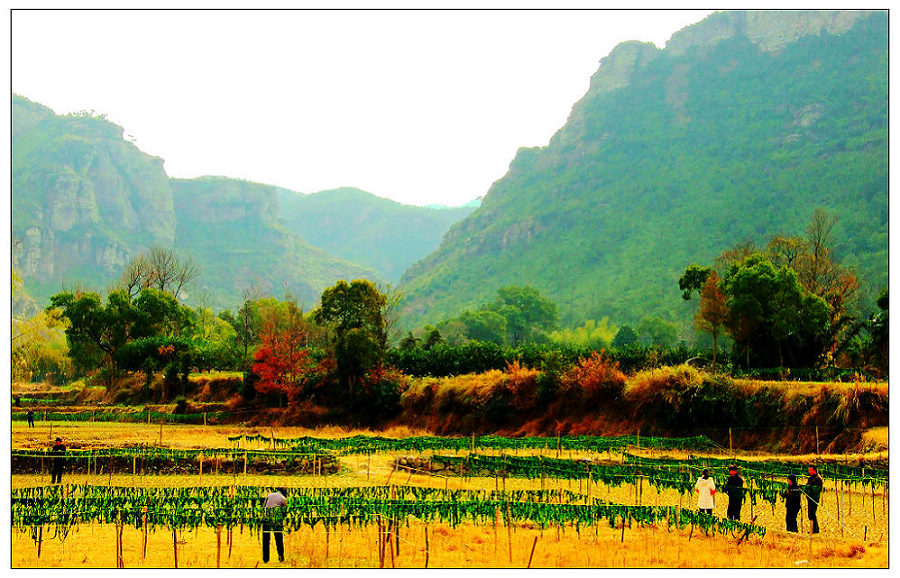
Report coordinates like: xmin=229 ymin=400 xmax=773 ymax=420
xmin=611 ymin=325 xmax=638 ymax=348
xmin=721 ymin=254 xmax=830 ymax=368
xmin=314 ymin=280 xmax=388 ymax=393
xmin=487 ymin=286 xmax=558 ymax=345
xmin=637 ymin=316 xmax=679 ymax=348
xmin=679 ymin=265 xmax=712 ymax=301
xmin=458 ymin=309 xmax=507 ymax=344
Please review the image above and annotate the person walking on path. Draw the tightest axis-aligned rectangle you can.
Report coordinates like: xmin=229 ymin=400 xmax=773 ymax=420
xmin=262 ymin=487 xmax=287 ymax=563
xmin=784 ymin=473 xmax=802 ymax=532
xmin=50 ymin=437 xmax=66 ymax=484
xmin=805 ymin=465 xmax=823 ymax=533
xmin=724 ymin=465 xmax=744 ymax=521
xmin=695 ymin=468 xmax=716 ymax=515
xmin=26 ymin=409 xmax=35 ymax=428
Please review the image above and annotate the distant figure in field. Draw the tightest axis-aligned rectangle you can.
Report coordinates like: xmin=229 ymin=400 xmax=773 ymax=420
xmin=51 ymin=437 xmax=66 ymax=484
xmin=784 ymin=473 xmax=802 ymax=532
xmin=806 ymin=465 xmax=824 ymax=533
xmin=262 ymin=487 xmax=287 ymax=563
xmin=26 ymin=409 xmax=35 ymax=428
xmin=694 ymin=468 xmax=716 ymax=515
xmin=14 ymin=396 xmax=21 ymax=407
xmin=724 ymin=465 xmax=744 ymax=521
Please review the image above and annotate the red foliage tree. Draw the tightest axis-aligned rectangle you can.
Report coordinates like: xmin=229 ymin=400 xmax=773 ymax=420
xmin=252 ymin=320 xmax=313 ymax=406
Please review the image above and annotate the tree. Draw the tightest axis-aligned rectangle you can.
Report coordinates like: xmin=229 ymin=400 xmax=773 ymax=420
xmin=678 ymin=265 xmax=712 ymax=301
xmin=694 ymin=271 xmax=729 ymax=369
xmin=612 ymin=325 xmax=638 ymax=348
xmin=220 ymin=288 xmax=263 ymax=370
xmin=458 ymin=309 xmax=507 ymax=344
xmin=252 ymin=317 xmax=314 ymax=407
xmin=637 ymin=316 xmax=678 ymax=348
xmin=117 ymin=247 xmax=200 ymax=299
xmin=47 ymin=287 xmax=190 ymax=387
xmin=314 ymin=280 xmax=388 ymax=393
xmin=487 ymin=286 xmax=558 ymax=345
xmin=721 ymin=254 xmax=830 ymax=368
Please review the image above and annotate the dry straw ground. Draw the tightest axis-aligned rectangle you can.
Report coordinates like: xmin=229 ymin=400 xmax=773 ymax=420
xmin=11 ymin=421 xmax=888 ymax=568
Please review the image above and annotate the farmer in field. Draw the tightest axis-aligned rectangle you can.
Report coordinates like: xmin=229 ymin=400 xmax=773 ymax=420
xmin=50 ymin=437 xmax=66 ymax=484
xmin=724 ymin=465 xmax=744 ymax=520
xmin=262 ymin=487 xmax=287 ymax=563
xmin=783 ymin=473 xmax=802 ymax=532
xmin=805 ymin=465 xmax=823 ymax=533
xmin=26 ymin=409 xmax=35 ymax=428
xmin=694 ymin=468 xmax=716 ymax=514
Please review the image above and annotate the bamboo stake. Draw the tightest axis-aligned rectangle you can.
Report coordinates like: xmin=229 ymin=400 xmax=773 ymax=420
xmin=37 ymin=526 xmax=42 ymax=558
xmin=506 ymin=501 xmax=513 ymax=563
xmin=173 ymin=528 xmax=178 ymax=568
xmin=203 ymin=412 xmax=207 ymax=426
xmin=217 ymin=526 xmax=222 ymax=568
xmin=424 ymin=527 xmax=429 ymax=568
xmin=527 ymin=536 xmax=539 ymax=568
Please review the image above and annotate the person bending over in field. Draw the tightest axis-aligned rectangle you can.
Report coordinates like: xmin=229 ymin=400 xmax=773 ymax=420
xmin=805 ymin=465 xmax=823 ymax=534
xmin=724 ymin=465 xmax=744 ymax=521
xmin=783 ymin=474 xmax=802 ymax=532
xmin=50 ymin=437 xmax=66 ymax=484
xmin=694 ymin=468 xmax=716 ymax=515
xmin=263 ymin=487 xmax=287 ymax=563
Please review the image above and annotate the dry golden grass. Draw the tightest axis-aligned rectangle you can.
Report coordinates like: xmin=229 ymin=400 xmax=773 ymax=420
xmin=11 ymin=421 xmax=888 ymax=568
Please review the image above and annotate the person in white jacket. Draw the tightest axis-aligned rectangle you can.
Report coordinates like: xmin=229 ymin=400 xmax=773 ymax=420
xmin=694 ymin=468 xmax=716 ymax=514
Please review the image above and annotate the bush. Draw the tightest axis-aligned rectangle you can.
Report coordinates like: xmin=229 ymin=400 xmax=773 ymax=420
xmin=558 ymin=351 xmax=626 ymax=410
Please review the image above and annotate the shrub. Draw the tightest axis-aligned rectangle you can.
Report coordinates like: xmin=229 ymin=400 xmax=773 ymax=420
xmin=558 ymin=351 xmax=626 ymax=409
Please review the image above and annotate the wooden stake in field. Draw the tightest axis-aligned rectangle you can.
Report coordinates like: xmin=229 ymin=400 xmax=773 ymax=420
xmin=173 ymin=528 xmax=179 ymax=568
xmin=506 ymin=501 xmax=513 ymax=563
xmin=424 ymin=527 xmax=429 ymax=568
xmin=217 ymin=525 xmax=222 ymax=568
xmin=527 ymin=536 xmax=539 ymax=568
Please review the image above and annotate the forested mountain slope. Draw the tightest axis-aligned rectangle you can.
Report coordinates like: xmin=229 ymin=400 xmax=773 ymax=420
xmin=398 ymin=11 xmax=888 ymax=331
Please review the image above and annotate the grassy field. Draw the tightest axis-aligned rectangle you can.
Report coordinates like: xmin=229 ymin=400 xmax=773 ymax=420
xmin=11 ymin=421 xmax=888 ymax=568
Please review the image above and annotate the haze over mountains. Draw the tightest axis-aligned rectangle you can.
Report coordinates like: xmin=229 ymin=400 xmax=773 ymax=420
xmin=12 ymin=10 xmax=887 ymax=337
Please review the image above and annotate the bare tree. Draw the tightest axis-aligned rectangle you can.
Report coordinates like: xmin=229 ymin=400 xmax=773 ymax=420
xmin=116 ymin=247 xmax=200 ymax=299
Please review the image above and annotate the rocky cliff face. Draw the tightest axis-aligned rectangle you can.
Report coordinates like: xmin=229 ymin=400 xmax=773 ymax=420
xmin=13 ymin=95 xmax=175 ymax=288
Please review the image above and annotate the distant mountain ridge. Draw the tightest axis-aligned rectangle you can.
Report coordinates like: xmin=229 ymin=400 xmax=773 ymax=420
xmin=398 ymin=10 xmax=888 ymax=331
xmin=11 ymin=95 xmax=473 ymax=311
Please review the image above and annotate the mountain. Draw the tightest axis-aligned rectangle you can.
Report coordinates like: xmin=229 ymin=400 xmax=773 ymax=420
xmin=170 ymin=177 xmax=377 ymax=308
xmin=397 ymin=10 xmax=888 ymax=331
xmin=12 ymin=95 xmax=473 ymax=312
xmin=277 ymin=187 xmax=476 ymax=283
xmin=12 ymin=95 xmax=176 ymax=302
xmin=12 ymin=96 xmax=375 ymax=310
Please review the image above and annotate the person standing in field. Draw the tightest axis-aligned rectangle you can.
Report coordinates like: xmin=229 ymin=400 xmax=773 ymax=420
xmin=694 ymin=468 xmax=716 ymax=514
xmin=784 ymin=473 xmax=802 ymax=532
xmin=262 ymin=487 xmax=287 ymax=563
xmin=50 ymin=437 xmax=66 ymax=484
xmin=26 ymin=409 xmax=35 ymax=428
xmin=724 ymin=465 xmax=744 ymax=520
xmin=805 ymin=465 xmax=823 ymax=533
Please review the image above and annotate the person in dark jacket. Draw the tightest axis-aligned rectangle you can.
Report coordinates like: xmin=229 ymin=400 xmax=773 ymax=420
xmin=26 ymin=409 xmax=35 ymax=428
xmin=784 ymin=473 xmax=802 ymax=532
xmin=50 ymin=437 xmax=66 ymax=484
xmin=806 ymin=465 xmax=823 ymax=533
xmin=724 ymin=465 xmax=744 ymax=521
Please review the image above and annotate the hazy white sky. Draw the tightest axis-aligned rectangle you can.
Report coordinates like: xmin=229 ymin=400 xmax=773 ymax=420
xmin=11 ymin=9 xmax=718 ymax=206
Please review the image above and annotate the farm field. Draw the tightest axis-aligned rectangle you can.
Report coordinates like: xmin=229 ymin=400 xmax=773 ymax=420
xmin=11 ymin=421 xmax=888 ymax=568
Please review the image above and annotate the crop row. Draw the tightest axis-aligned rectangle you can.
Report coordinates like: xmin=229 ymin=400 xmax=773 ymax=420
xmin=427 ymin=453 xmax=887 ymax=503
xmin=227 ymin=433 xmax=718 ymax=454
xmin=11 ymin=484 xmax=766 ymax=539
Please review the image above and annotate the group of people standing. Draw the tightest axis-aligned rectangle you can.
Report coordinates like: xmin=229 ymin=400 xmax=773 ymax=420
xmin=695 ymin=464 xmax=824 ymax=533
